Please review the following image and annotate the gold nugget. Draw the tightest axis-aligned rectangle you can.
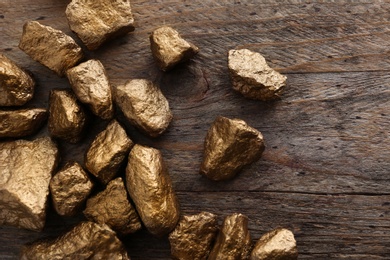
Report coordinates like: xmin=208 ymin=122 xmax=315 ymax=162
xmin=126 ymin=144 xmax=180 ymax=237
xmin=200 ymin=116 xmax=265 ymax=181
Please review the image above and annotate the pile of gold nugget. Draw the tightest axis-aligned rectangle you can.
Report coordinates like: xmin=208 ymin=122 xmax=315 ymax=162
xmin=0 ymin=0 xmax=297 ymax=259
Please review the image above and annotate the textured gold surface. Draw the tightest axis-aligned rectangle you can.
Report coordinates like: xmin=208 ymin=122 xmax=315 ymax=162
xmin=19 ymin=21 xmax=83 ymax=76
xmin=125 ymin=144 xmax=180 ymax=237
xmin=115 ymin=79 xmax=172 ymax=137
xmin=0 ymin=137 xmax=58 ymax=231
xmin=85 ymin=120 xmax=133 ymax=184
xmin=150 ymin=26 xmax=199 ymax=71
xmin=84 ymin=177 xmax=141 ymax=235
xmin=0 ymin=108 xmax=47 ymax=138
xmin=50 ymin=162 xmax=93 ymax=217
xmin=251 ymin=228 xmax=298 ymax=260
xmin=20 ymin=221 xmax=130 ymax=260
xmin=66 ymin=0 xmax=135 ymax=50
xmin=228 ymin=49 xmax=287 ymax=101
xmin=48 ymin=89 xmax=86 ymax=143
xmin=200 ymin=116 xmax=265 ymax=181
xmin=169 ymin=212 xmax=218 ymax=260
xmin=0 ymin=54 xmax=35 ymax=106
xmin=208 ymin=213 xmax=252 ymax=260
xmin=67 ymin=59 xmax=114 ymax=120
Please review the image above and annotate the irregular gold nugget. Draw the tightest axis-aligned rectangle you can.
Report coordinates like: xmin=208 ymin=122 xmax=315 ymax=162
xmin=228 ymin=49 xmax=287 ymax=101
xmin=19 ymin=21 xmax=83 ymax=76
xmin=67 ymin=59 xmax=114 ymax=120
xmin=20 ymin=221 xmax=130 ymax=260
xmin=115 ymin=79 xmax=172 ymax=137
xmin=150 ymin=26 xmax=199 ymax=71
xmin=0 ymin=108 xmax=47 ymax=138
xmin=50 ymin=162 xmax=93 ymax=217
xmin=200 ymin=116 xmax=265 ymax=181
xmin=0 ymin=54 xmax=35 ymax=106
xmin=208 ymin=213 xmax=252 ymax=260
xmin=66 ymin=0 xmax=135 ymax=50
xmin=85 ymin=120 xmax=133 ymax=184
xmin=169 ymin=212 xmax=218 ymax=260
xmin=251 ymin=228 xmax=298 ymax=260
xmin=126 ymin=144 xmax=180 ymax=237
xmin=84 ymin=177 xmax=142 ymax=235
xmin=48 ymin=89 xmax=86 ymax=143
xmin=0 ymin=137 xmax=58 ymax=231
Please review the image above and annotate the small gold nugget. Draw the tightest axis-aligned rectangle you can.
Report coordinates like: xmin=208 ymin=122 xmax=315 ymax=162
xmin=67 ymin=59 xmax=114 ymax=120
xmin=20 ymin=221 xmax=130 ymax=260
xmin=126 ymin=144 xmax=180 ymax=237
xmin=0 ymin=137 xmax=58 ymax=231
xmin=0 ymin=108 xmax=47 ymax=138
xmin=115 ymin=79 xmax=172 ymax=137
xmin=169 ymin=212 xmax=219 ymax=260
xmin=228 ymin=49 xmax=287 ymax=101
xmin=208 ymin=213 xmax=252 ymax=260
xmin=84 ymin=177 xmax=142 ymax=235
xmin=150 ymin=26 xmax=199 ymax=71
xmin=50 ymin=162 xmax=93 ymax=217
xmin=19 ymin=21 xmax=83 ymax=76
xmin=200 ymin=116 xmax=265 ymax=181
xmin=251 ymin=228 xmax=298 ymax=260
xmin=85 ymin=120 xmax=133 ymax=184
xmin=48 ymin=89 xmax=86 ymax=143
xmin=0 ymin=54 xmax=35 ymax=106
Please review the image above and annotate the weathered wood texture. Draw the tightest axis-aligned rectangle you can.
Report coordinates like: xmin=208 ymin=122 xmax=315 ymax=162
xmin=1 ymin=0 xmax=390 ymax=259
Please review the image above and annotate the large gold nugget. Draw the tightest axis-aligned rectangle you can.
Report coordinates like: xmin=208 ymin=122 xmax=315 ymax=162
xmin=0 ymin=137 xmax=58 ymax=231
xmin=48 ymin=89 xmax=86 ymax=143
xmin=228 ymin=49 xmax=287 ymax=101
xmin=200 ymin=116 xmax=265 ymax=181
xmin=67 ymin=59 xmax=114 ymax=120
xmin=84 ymin=177 xmax=142 ymax=235
xmin=126 ymin=144 xmax=180 ymax=237
xmin=19 ymin=21 xmax=83 ymax=76
xmin=251 ymin=228 xmax=298 ymax=260
xmin=85 ymin=120 xmax=133 ymax=184
xmin=0 ymin=108 xmax=47 ymax=138
xmin=0 ymin=54 xmax=35 ymax=106
xmin=150 ymin=26 xmax=199 ymax=71
xmin=50 ymin=162 xmax=93 ymax=217
xmin=208 ymin=213 xmax=252 ymax=260
xmin=169 ymin=212 xmax=218 ymax=260
xmin=66 ymin=0 xmax=135 ymax=50
xmin=20 ymin=221 xmax=130 ymax=260
xmin=115 ymin=79 xmax=172 ymax=137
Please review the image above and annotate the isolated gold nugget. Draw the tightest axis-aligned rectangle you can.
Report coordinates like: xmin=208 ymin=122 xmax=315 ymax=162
xmin=50 ymin=162 xmax=93 ymax=217
xmin=0 ymin=137 xmax=58 ymax=231
xmin=85 ymin=120 xmax=133 ymax=184
xmin=20 ymin=221 xmax=130 ymax=260
xmin=19 ymin=21 xmax=83 ymax=76
xmin=169 ymin=212 xmax=218 ymax=260
xmin=48 ymin=89 xmax=86 ymax=143
xmin=208 ymin=213 xmax=252 ymax=260
xmin=67 ymin=59 xmax=114 ymax=120
xmin=84 ymin=177 xmax=141 ymax=235
xmin=150 ymin=26 xmax=199 ymax=71
xmin=0 ymin=54 xmax=35 ymax=106
xmin=126 ymin=144 xmax=180 ymax=237
xmin=66 ymin=0 xmax=135 ymax=50
xmin=200 ymin=116 xmax=265 ymax=181
xmin=251 ymin=228 xmax=298 ymax=260
xmin=228 ymin=49 xmax=287 ymax=101
xmin=0 ymin=108 xmax=47 ymax=138
xmin=115 ymin=79 xmax=172 ymax=137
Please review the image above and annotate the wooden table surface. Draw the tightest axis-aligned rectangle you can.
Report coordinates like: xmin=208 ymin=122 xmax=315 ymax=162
xmin=1 ymin=0 xmax=389 ymax=259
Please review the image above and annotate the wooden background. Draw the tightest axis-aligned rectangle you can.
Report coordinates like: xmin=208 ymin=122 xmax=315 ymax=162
xmin=1 ymin=0 xmax=390 ymax=259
